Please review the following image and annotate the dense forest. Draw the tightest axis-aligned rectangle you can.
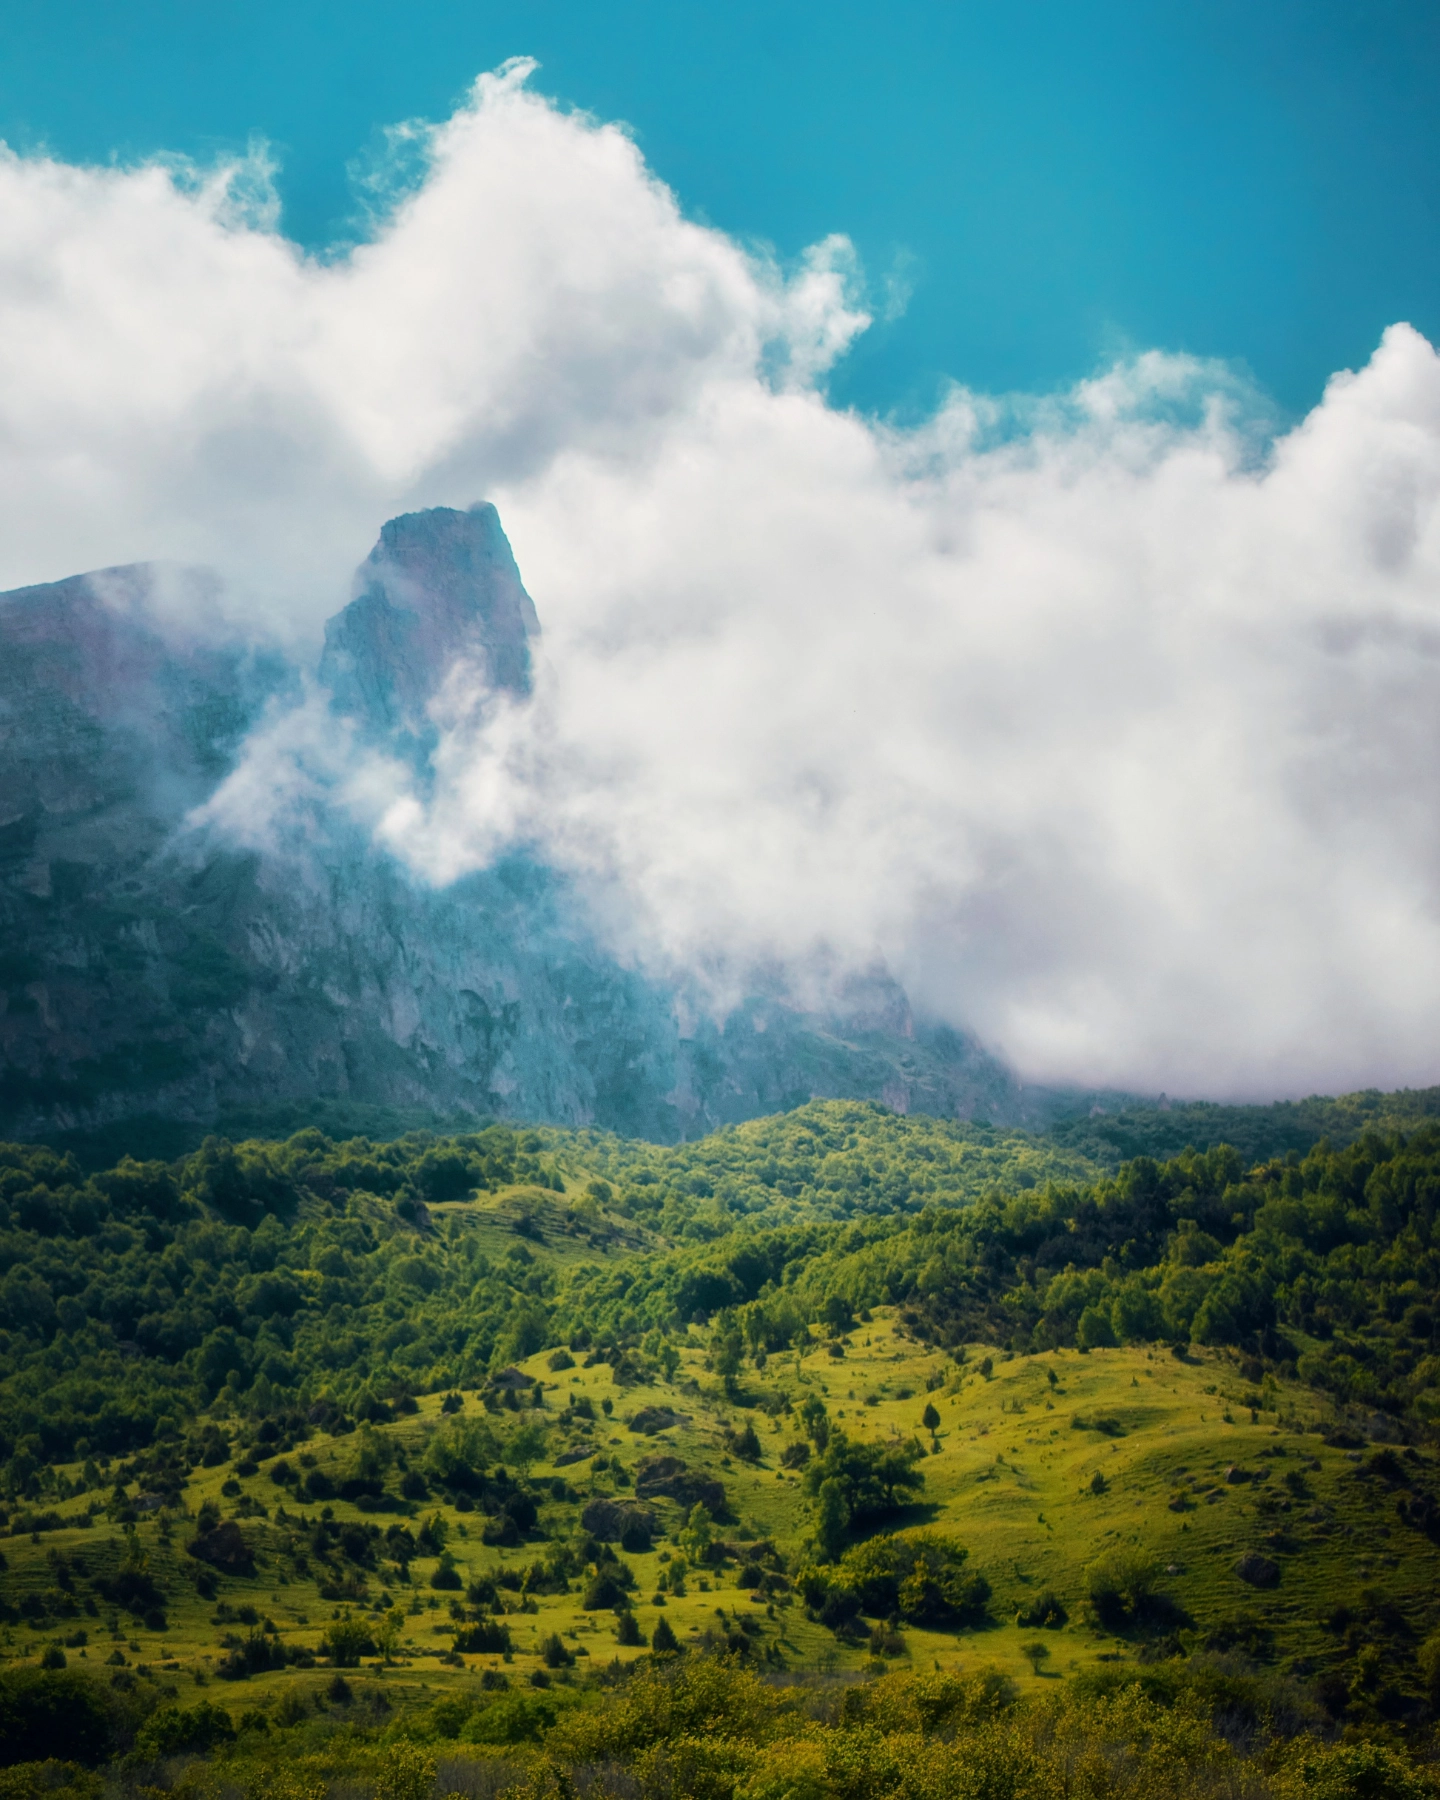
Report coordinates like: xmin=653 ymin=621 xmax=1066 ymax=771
xmin=5 ymin=1097 xmax=1440 ymax=1472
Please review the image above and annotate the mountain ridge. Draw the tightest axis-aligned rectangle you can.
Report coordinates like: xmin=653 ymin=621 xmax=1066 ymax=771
xmin=0 ymin=506 xmax=1047 ymax=1145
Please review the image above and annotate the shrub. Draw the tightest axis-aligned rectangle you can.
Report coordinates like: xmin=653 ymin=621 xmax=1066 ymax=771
xmin=1015 ymin=1591 xmax=1068 ymax=1629
xmin=375 ymin=1743 xmax=436 ymax=1800
xmin=1277 ymin=1741 xmax=1431 ymax=1800
xmin=133 ymin=1701 xmax=236 ymax=1761
xmin=583 ymin=1571 xmax=632 ymax=1611
xmin=453 ymin=1619 xmax=512 ymax=1655
xmin=0 ymin=1669 xmax=115 ymax=1767
xmin=464 ymin=1693 xmax=560 ymax=1746
xmin=822 ymin=1532 xmax=990 ymax=1626
xmin=725 ymin=1425 xmax=763 ymax=1463
xmin=430 ymin=1552 xmax=463 ymax=1591
xmin=320 ymin=1617 xmax=376 ymax=1667
xmin=215 ymin=1629 xmax=290 ymax=1680
xmin=1084 ymin=1550 xmax=1188 ymax=1632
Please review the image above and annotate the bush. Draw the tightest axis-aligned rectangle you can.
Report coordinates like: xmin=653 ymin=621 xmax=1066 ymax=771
xmin=463 ymin=1692 xmax=559 ymax=1746
xmin=725 ymin=1425 xmax=763 ymax=1463
xmin=821 ymin=1531 xmax=990 ymax=1626
xmin=540 ymin=1633 xmax=576 ymax=1669
xmin=1085 ymin=1550 xmax=1188 ymax=1632
xmin=375 ymin=1743 xmax=436 ymax=1800
xmin=133 ymin=1701 xmax=236 ymax=1761
xmin=0 ymin=1670 xmax=115 ymax=1767
xmin=214 ymin=1629 xmax=289 ymax=1680
xmin=1015 ymin=1591 xmax=1068 ymax=1629
xmin=320 ymin=1617 xmax=377 ymax=1667
xmin=583 ymin=1571 xmax=631 ymax=1611
xmin=453 ymin=1619 xmax=512 ymax=1655
xmin=430 ymin=1552 xmax=463 ymax=1590
xmin=1278 ymin=1741 xmax=1431 ymax=1800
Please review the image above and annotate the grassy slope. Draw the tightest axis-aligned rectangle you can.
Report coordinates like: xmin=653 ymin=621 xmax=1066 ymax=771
xmin=7 ymin=1307 xmax=1435 ymax=1721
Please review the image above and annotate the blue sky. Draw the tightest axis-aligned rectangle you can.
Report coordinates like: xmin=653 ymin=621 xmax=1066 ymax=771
xmin=2 ymin=0 xmax=1437 ymax=420
xmin=3 ymin=0 xmax=1440 ymax=1096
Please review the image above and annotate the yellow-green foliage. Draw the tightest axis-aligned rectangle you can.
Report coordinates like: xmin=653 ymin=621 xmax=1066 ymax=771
xmin=10 ymin=1095 xmax=1440 ymax=1796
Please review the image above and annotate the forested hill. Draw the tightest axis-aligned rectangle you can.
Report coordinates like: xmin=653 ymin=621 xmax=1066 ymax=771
xmin=4 ymin=1092 xmax=1440 ymax=1475
xmin=1041 ymin=1085 xmax=1440 ymax=1170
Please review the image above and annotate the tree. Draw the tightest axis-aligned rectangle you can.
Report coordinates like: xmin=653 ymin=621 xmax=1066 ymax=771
xmin=375 ymin=1607 xmax=405 ymax=1663
xmin=814 ymin=1478 xmax=850 ymax=1562
xmin=799 ymin=1393 xmax=831 ymax=1451
xmin=679 ymin=1503 xmax=715 ymax=1566
xmin=1022 ymin=1640 xmax=1050 ymax=1675
xmin=1086 ymin=1549 xmax=1163 ymax=1630
xmin=375 ymin=1744 xmax=436 ymax=1800
xmin=505 ymin=1419 xmax=548 ymax=1475
xmin=651 ymin=1614 xmax=680 ymax=1655
xmin=825 ymin=1531 xmax=990 ymax=1623
xmin=802 ymin=1431 xmax=924 ymax=1532
xmin=431 ymin=1550 xmax=463 ymax=1590
xmin=321 ymin=1615 xmax=376 ymax=1666
xmin=821 ymin=1294 xmax=854 ymax=1335
xmin=135 ymin=1701 xmax=236 ymax=1760
xmin=921 ymin=1402 xmax=941 ymax=1437
xmin=711 ymin=1316 xmax=745 ymax=1399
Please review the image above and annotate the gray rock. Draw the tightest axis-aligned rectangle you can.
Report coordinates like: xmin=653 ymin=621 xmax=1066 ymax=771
xmin=580 ymin=1498 xmax=655 ymax=1543
xmin=1233 ymin=1550 xmax=1280 ymax=1587
xmin=0 ymin=505 xmax=1039 ymax=1144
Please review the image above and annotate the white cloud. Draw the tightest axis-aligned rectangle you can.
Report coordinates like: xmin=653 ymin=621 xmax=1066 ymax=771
xmin=2 ymin=64 xmax=1440 ymax=1099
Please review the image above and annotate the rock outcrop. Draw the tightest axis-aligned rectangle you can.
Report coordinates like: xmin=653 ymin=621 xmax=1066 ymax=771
xmin=0 ymin=504 xmax=1038 ymax=1145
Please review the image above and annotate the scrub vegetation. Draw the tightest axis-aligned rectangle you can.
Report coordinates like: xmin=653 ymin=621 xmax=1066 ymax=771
xmin=4 ymin=1093 xmax=1440 ymax=1798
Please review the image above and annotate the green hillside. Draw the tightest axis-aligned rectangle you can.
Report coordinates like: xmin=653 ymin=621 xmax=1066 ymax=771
xmin=5 ymin=1096 xmax=1440 ymax=1796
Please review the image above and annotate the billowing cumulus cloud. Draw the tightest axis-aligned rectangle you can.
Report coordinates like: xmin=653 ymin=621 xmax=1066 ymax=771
xmin=2 ymin=62 xmax=1440 ymax=1100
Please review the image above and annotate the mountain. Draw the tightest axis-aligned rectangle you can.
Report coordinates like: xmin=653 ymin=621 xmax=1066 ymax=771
xmin=0 ymin=504 xmax=1050 ymax=1148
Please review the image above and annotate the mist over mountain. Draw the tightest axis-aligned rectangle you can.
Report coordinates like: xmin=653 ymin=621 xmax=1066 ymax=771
xmin=0 ymin=503 xmax=1046 ymax=1147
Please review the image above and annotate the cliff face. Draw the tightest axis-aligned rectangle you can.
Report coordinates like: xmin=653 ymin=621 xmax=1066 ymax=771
xmin=0 ymin=507 xmax=1032 ymax=1144
xmin=319 ymin=503 xmax=540 ymax=745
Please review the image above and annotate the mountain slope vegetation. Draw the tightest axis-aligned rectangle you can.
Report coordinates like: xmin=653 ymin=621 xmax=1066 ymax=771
xmin=5 ymin=1093 xmax=1440 ymax=1795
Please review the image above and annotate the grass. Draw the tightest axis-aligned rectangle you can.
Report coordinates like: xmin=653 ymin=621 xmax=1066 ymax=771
xmin=5 ymin=1315 xmax=1438 ymax=1722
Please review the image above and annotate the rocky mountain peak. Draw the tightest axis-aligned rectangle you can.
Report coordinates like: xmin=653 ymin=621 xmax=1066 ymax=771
xmin=0 ymin=502 xmax=1039 ymax=1146
xmin=318 ymin=503 xmax=540 ymax=742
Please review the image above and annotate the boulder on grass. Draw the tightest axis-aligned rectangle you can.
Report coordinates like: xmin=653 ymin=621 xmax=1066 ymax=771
xmin=187 ymin=1521 xmax=255 ymax=1576
xmin=1233 ymin=1550 xmax=1280 ymax=1588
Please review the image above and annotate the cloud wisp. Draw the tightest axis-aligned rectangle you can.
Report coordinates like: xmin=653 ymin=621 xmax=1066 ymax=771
xmin=3 ymin=64 xmax=1440 ymax=1100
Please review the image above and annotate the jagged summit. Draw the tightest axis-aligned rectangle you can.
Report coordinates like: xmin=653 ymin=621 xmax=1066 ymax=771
xmin=319 ymin=504 xmax=540 ymax=740
xmin=0 ymin=505 xmax=1039 ymax=1145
